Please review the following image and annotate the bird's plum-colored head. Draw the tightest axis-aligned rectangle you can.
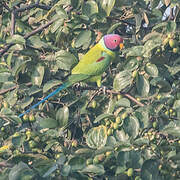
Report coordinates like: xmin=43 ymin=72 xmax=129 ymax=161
xmin=103 ymin=34 xmax=124 ymax=51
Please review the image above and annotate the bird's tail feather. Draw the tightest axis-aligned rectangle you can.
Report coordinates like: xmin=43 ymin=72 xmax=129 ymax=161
xmin=18 ymin=74 xmax=91 ymax=118
xmin=18 ymin=82 xmax=68 ymax=118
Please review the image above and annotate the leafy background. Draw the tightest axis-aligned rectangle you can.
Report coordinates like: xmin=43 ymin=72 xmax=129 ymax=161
xmin=0 ymin=0 xmax=180 ymax=179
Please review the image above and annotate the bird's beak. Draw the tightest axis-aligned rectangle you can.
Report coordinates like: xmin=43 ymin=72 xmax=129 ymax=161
xmin=119 ymin=43 xmax=124 ymax=50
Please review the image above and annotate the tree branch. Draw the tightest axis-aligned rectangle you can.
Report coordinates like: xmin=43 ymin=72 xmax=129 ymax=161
xmin=15 ymin=3 xmax=51 ymax=13
xmin=0 ymin=19 xmax=56 ymax=57
xmin=74 ymin=86 xmax=145 ymax=107
xmin=0 ymin=82 xmax=32 ymax=95
xmin=24 ymin=19 xmax=55 ymax=39
xmin=2 ymin=2 xmax=11 ymax=12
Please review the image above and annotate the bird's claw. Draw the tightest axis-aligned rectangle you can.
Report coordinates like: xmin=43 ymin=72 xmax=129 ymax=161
xmin=99 ymin=86 xmax=107 ymax=95
xmin=73 ymin=83 xmax=81 ymax=91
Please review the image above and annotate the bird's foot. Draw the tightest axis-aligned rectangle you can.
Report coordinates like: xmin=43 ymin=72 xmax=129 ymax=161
xmin=99 ymin=86 xmax=107 ymax=95
xmin=73 ymin=83 xmax=81 ymax=91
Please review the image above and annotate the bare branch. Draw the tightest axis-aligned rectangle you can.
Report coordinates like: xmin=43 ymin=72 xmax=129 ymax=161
xmin=0 ymin=44 xmax=14 ymax=57
xmin=24 ymin=19 xmax=55 ymax=39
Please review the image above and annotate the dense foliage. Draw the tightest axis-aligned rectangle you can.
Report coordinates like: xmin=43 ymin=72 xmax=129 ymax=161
xmin=0 ymin=0 xmax=180 ymax=179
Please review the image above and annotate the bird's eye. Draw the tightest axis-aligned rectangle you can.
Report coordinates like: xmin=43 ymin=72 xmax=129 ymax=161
xmin=114 ymin=39 xmax=117 ymax=42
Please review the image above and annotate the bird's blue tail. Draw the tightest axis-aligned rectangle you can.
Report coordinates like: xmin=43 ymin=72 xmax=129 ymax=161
xmin=18 ymin=83 xmax=68 ymax=118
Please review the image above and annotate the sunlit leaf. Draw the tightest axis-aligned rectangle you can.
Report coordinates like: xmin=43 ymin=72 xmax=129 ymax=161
xmin=113 ymin=70 xmax=132 ymax=91
xmin=86 ymin=125 xmax=107 ymax=149
xmin=100 ymin=0 xmax=116 ymax=16
xmin=82 ymin=1 xmax=98 ymax=17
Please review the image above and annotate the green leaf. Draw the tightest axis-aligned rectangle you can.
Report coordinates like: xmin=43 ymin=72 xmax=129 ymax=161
xmin=107 ymin=98 xmax=116 ymax=114
xmin=31 ymin=64 xmax=44 ymax=86
xmin=165 ymin=64 xmax=180 ymax=75
xmin=100 ymin=0 xmax=116 ymax=16
xmin=117 ymin=151 xmax=142 ymax=169
xmin=82 ymin=1 xmax=98 ymax=17
xmin=69 ymin=157 xmax=86 ymax=171
xmin=113 ymin=70 xmax=132 ymax=91
xmin=115 ymin=130 xmax=129 ymax=143
xmin=7 ymin=51 xmax=14 ymax=67
xmin=12 ymin=59 xmax=30 ymax=77
xmin=136 ymin=74 xmax=150 ymax=96
xmin=150 ymin=77 xmax=171 ymax=92
xmin=71 ymin=0 xmax=81 ymax=9
xmin=152 ymin=22 xmax=167 ymax=31
xmin=43 ymin=154 xmax=66 ymax=177
xmin=107 ymin=22 xmax=122 ymax=34
xmin=94 ymin=113 xmax=114 ymax=123
xmin=28 ymin=85 xmax=42 ymax=96
xmin=56 ymin=106 xmax=69 ymax=128
xmin=0 ymin=72 xmax=13 ymax=82
xmin=106 ymin=136 xmax=117 ymax=146
xmin=86 ymin=125 xmax=107 ymax=149
xmin=20 ymin=96 xmax=34 ymax=109
xmin=123 ymin=115 xmax=140 ymax=138
xmin=39 ymin=117 xmax=59 ymax=129
xmin=7 ymin=35 xmax=25 ymax=45
xmin=143 ymin=38 xmax=162 ymax=58
xmin=151 ymin=0 xmax=160 ymax=9
xmin=50 ymin=19 xmax=64 ymax=33
xmin=141 ymin=159 xmax=160 ymax=180
xmin=81 ymin=164 xmax=105 ymax=175
xmin=28 ymin=36 xmax=49 ymax=49
xmin=173 ymin=100 xmax=180 ymax=110
xmin=61 ymin=165 xmax=71 ymax=177
xmin=75 ymin=148 xmax=93 ymax=158
xmin=56 ymin=6 xmax=67 ymax=19
xmin=55 ymin=50 xmax=78 ymax=71
xmin=133 ymin=137 xmax=149 ymax=146
xmin=124 ymin=58 xmax=139 ymax=71
xmin=74 ymin=30 xmax=92 ymax=48
xmin=12 ymin=134 xmax=26 ymax=148
xmin=166 ymin=21 xmax=176 ymax=32
xmin=9 ymin=162 xmax=34 ymax=180
xmin=135 ymin=108 xmax=150 ymax=128
xmin=135 ymin=14 xmax=143 ymax=33
xmin=161 ymin=121 xmax=180 ymax=137
xmin=43 ymin=80 xmax=62 ymax=93
xmin=145 ymin=63 xmax=158 ymax=77
xmin=115 ymin=98 xmax=131 ymax=108
xmin=124 ymin=46 xmax=144 ymax=57
xmin=42 ymin=164 xmax=58 ymax=178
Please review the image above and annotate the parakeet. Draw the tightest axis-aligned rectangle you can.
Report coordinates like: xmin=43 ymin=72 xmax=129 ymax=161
xmin=18 ymin=34 xmax=123 ymax=118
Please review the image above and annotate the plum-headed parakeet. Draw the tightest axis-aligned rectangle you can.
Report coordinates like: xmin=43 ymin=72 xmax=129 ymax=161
xmin=19 ymin=34 xmax=123 ymax=117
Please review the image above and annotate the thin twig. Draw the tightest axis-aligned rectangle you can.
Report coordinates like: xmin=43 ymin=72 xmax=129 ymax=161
xmin=15 ymin=3 xmax=51 ymax=12
xmin=73 ymin=86 xmax=145 ymax=107
xmin=24 ymin=19 xmax=55 ymax=39
xmin=2 ymin=2 xmax=11 ymax=12
xmin=0 ymin=161 xmax=12 ymax=168
xmin=0 ymin=19 xmax=56 ymax=57
xmin=0 ymin=43 xmax=14 ymax=57
xmin=0 ymin=82 xmax=32 ymax=95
